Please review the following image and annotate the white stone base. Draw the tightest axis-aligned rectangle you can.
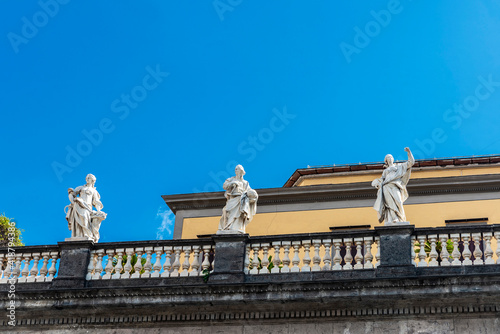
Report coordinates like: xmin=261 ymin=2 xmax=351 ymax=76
xmin=65 ymin=236 xmax=93 ymax=242
xmin=384 ymin=221 xmax=410 ymax=227
xmin=216 ymin=230 xmax=245 ymax=235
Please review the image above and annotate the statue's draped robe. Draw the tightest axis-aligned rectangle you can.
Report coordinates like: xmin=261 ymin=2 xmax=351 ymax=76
xmin=218 ymin=177 xmax=257 ymax=233
xmin=65 ymin=186 xmax=104 ymax=242
xmin=373 ymin=162 xmax=412 ymax=224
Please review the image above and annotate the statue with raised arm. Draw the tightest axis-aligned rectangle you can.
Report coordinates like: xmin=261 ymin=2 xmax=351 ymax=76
xmin=64 ymin=174 xmax=107 ymax=242
xmin=372 ymin=147 xmax=415 ymax=225
xmin=217 ymin=165 xmax=258 ymax=234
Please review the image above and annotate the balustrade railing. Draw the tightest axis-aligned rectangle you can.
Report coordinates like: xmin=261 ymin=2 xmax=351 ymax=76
xmin=245 ymin=231 xmax=379 ymax=274
xmin=412 ymin=226 xmax=500 ymax=267
xmin=0 ymin=246 xmax=60 ymax=283
xmin=86 ymin=239 xmax=215 ymax=280
xmin=2 ymin=225 xmax=500 ymax=285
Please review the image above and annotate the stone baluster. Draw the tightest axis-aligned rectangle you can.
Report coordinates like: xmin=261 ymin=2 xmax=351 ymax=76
xmin=244 ymin=244 xmax=251 ymax=274
xmin=131 ymin=248 xmax=144 ymax=279
xmin=92 ymin=249 xmax=105 ymax=280
xmin=17 ymin=253 xmax=31 ymax=283
xmin=472 ymin=233 xmax=484 ymax=265
xmin=200 ymin=245 xmax=211 ymax=275
xmin=311 ymin=239 xmax=322 ymax=271
xmin=271 ymin=242 xmax=281 ymax=273
xmin=332 ymin=239 xmax=342 ymax=271
xmin=162 ymin=246 xmax=173 ymax=278
xmin=47 ymin=252 xmax=59 ymax=281
xmin=210 ymin=250 xmax=215 ymax=273
xmin=3 ymin=253 xmax=14 ymax=282
xmin=142 ymin=247 xmax=154 ymax=278
xmin=428 ymin=235 xmax=439 ymax=267
xmin=417 ymin=235 xmax=427 ymax=267
xmin=6 ymin=255 xmax=13 ymax=281
xmin=343 ymin=238 xmax=353 ymax=270
xmin=27 ymin=253 xmax=40 ymax=283
xmin=462 ymin=234 xmax=473 ymax=266
xmin=281 ymin=241 xmax=291 ymax=273
xmin=290 ymin=241 xmax=301 ymax=273
xmin=170 ymin=246 xmax=182 ymax=277
xmin=8 ymin=256 xmax=15 ymax=281
xmin=0 ymin=255 xmax=5 ymax=283
xmin=151 ymin=247 xmax=163 ymax=278
xmin=102 ymin=249 xmax=115 ymax=279
xmin=190 ymin=245 xmax=201 ymax=276
xmin=322 ymin=239 xmax=332 ymax=271
xmin=122 ymin=248 xmax=134 ymax=279
xmin=354 ymin=238 xmax=364 ymax=269
xmin=13 ymin=254 xmax=22 ymax=281
xmin=85 ymin=251 xmax=96 ymax=280
xmin=450 ymin=234 xmax=461 ymax=266
xmin=5 ymin=253 xmax=15 ymax=281
xmin=259 ymin=243 xmax=270 ymax=274
xmin=36 ymin=252 xmax=49 ymax=282
xmin=301 ymin=240 xmax=312 ymax=272
xmin=495 ymin=232 xmax=500 ymax=265
xmin=6 ymin=255 xmax=15 ymax=281
xmin=180 ymin=246 xmax=192 ymax=277
xmin=411 ymin=236 xmax=417 ymax=266
xmin=363 ymin=237 xmax=374 ymax=269
xmin=3 ymin=256 xmax=9 ymax=281
xmin=439 ymin=235 xmax=451 ymax=266
xmin=112 ymin=249 xmax=124 ymax=279
xmin=483 ymin=232 xmax=495 ymax=265
xmin=375 ymin=236 xmax=381 ymax=268
xmin=249 ymin=244 xmax=260 ymax=275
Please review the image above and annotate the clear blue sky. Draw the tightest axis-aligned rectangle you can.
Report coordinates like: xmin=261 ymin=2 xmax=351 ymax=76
xmin=1 ymin=1 xmax=500 ymax=246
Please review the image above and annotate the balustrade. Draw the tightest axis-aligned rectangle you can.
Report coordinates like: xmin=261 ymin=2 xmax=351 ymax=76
xmin=413 ymin=229 xmax=499 ymax=267
xmin=246 ymin=233 xmax=378 ymax=274
xmin=0 ymin=248 xmax=60 ymax=283
xmin=86 ymin=241 xmax=215 ymax=280
xmin=2 ymin=225 xmax=500 ymax=284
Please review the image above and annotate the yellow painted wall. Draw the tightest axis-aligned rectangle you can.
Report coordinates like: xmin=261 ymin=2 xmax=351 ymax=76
xmin=181 ymin=199 xmax=500 ymax=239
xmin=297 ymin=166 xmax=500 ymax=186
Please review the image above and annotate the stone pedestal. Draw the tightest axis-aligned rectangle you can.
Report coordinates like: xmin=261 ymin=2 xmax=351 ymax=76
xmin=209 ymin=234 xmax=248 ymax=283
xmin=52 ymin=240 xmax=93 ymax=288
xmin=375 ymin=224 xmax=415 ymax=276
xmin=65 ymin=236 xmax=93 ymax=242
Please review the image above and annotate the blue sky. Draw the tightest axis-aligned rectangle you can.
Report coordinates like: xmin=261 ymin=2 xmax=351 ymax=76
xmin=1 ymin=1 xmax=500 ymax=246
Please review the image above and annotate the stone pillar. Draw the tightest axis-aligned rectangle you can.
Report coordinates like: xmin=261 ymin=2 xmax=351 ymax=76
xmin=375 ymin=225 xmax=415 ymax=276
xmin=52 ymin=240 xmax=93 ymax=288
xmin=209 ymin=234 xmax=248 ymax=283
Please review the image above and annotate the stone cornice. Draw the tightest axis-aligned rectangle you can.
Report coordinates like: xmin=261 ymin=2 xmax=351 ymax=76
xmin=162 ymin=174 xmax=500 ymax=213
xmin=3 ymin=271 xmax=500 ymax=328
xmin=284 ymin=155 xmax=500 ymax=187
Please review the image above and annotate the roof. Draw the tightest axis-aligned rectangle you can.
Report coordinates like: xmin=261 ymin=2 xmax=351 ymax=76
xmin=283 ymin=154 xmax=500 ymax=187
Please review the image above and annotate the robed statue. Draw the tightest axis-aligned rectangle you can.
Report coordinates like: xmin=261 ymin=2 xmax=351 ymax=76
xmin=372 ymin=147 xmax=415 ymax=225
xmin=217 ymin=165 xmax=258 ymax=234
xmin=65 ymin=174 xmax=107 ymax=242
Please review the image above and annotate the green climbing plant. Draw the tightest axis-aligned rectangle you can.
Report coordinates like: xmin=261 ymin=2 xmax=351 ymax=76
xmin=249 ymin=255 xmax=282 ymax=271
xmin=112 ymin=254 xmax=146 ymax=274
xmin=414 ymin=239 xmax=454 ymax=259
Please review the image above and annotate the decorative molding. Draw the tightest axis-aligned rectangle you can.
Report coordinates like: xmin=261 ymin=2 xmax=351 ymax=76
xmin=3 ymin=303 xmax=500 ymax=328
xmin=163 ymin=174 xmax=500 ymax=213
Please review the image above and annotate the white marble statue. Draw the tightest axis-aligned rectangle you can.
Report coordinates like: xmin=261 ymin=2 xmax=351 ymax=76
xmin=217 ymin=165 xmax=258 ymax=234
xmin=64 ymin=174 xmax=107 ymax=242
xmin=372 ymin=147 xmax=415 ymax=225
